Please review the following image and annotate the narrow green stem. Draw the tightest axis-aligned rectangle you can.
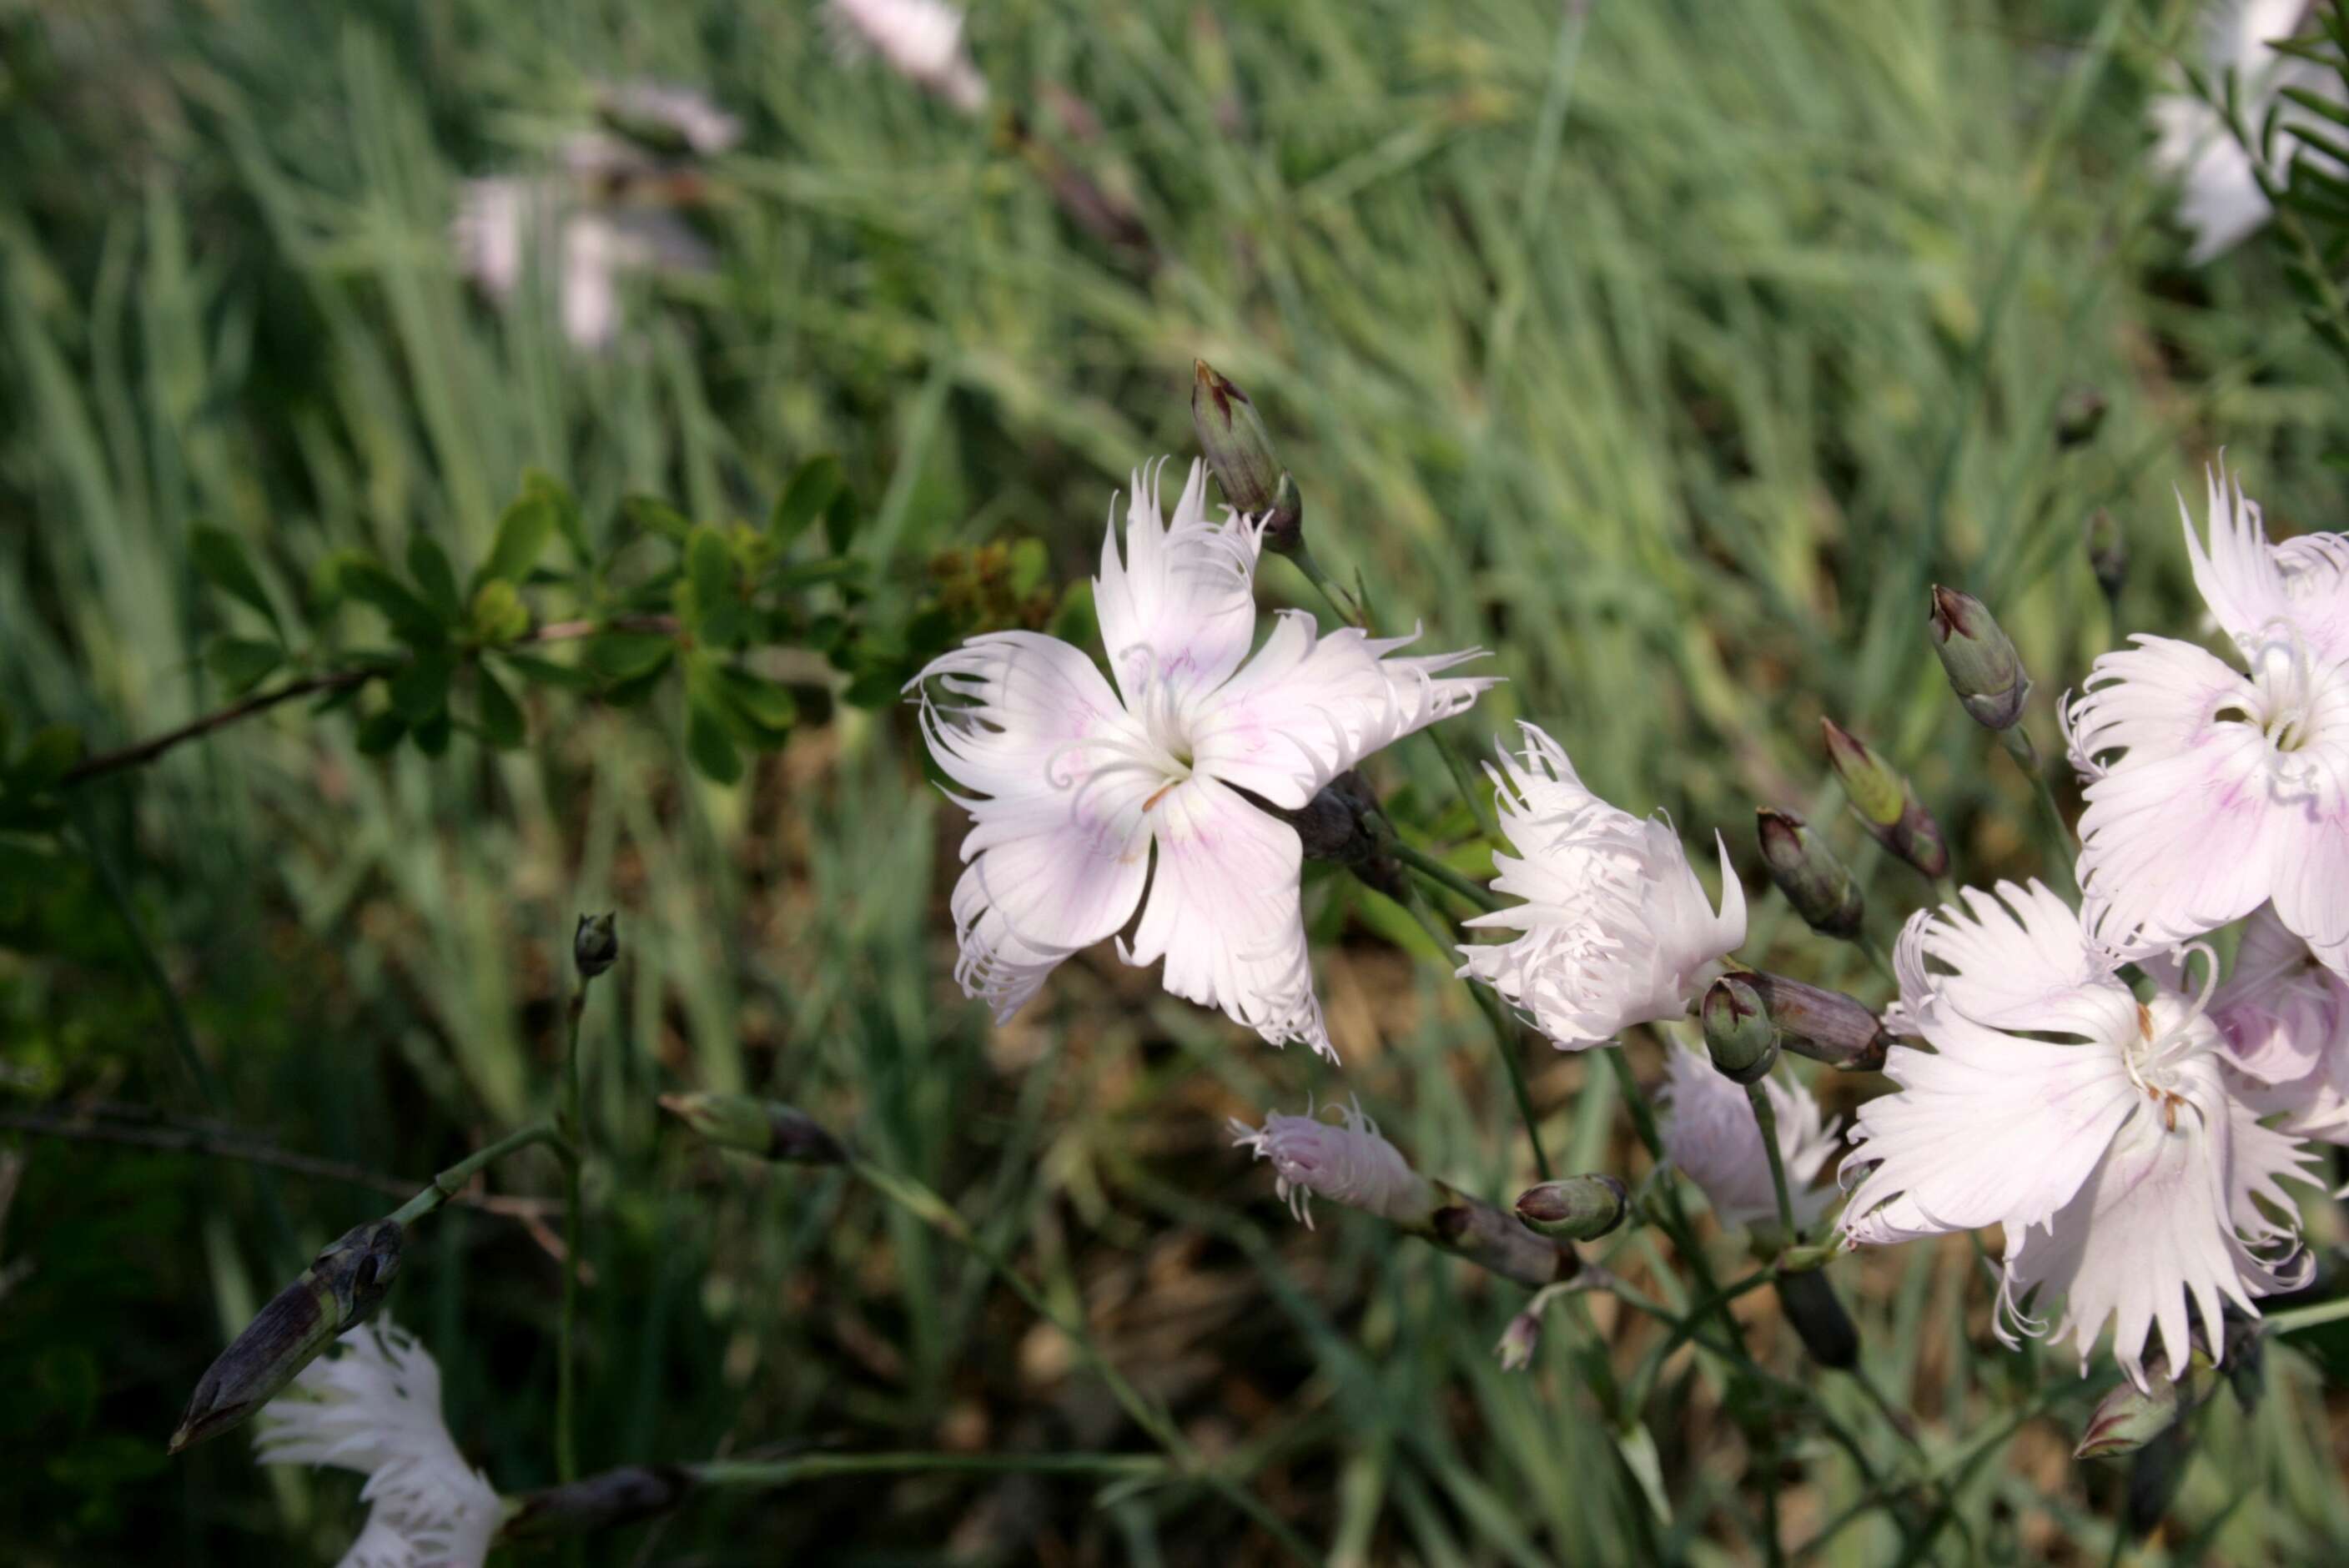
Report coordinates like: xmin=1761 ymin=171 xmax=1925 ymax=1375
xmin=1395 ymin=840 xmax=1502 ymax=913
xmin=1745 ymin=1083 xmax=1799 ymax=1242
xmin=2266 ymin=1295 xmax=2349 ymax=1336
xmin=2001 ymin=727 xmax=2077 ymax=892
xmin=1286 ymin=540 xmax=1365 ymax=630
xmin=1857 ymin=932 xmax=1899 ymax=988
xmin=385 ymin=1121 xmax=572 ymax=1226
xmin=692 ymin=1451 xmax=1169 ymax=1488
xmin=71 ymin=802 xmax=224 ymax=1107
xmin=1401 ymin=887 xmax=1552 ymax=1179
xmin=1618 ymin=1269 xmax=1777 ymax=1415
xmin=1607 ymin=1045 xmax=1745 ymax=1355
xmin=556 ymin=972 xmax=596 ymax=1487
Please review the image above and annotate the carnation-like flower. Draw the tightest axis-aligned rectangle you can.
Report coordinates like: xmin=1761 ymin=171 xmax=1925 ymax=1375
xmin=2066 ymin=470 xmax=2349 ymax=977
xmin=1457 ymin=725 xmax=1746 ymax=1050
xmin=2150 ymin=0 xmax=2345 ymax=264
xmin=913 ymin=460 xmax=1491 ymax=1058
xmin=2214 ymin=903 xmax=2349 ymax=1144
xmin=1230 ymin=1099 xmax=1433 ymax=1228
xmin=1839 ymin=880 xmax=2314 ymax=1384
xmin=257 ymin=1318 xmax=501 ymax=1568
xmin=826 ymin=0 xmax=988 ymax=114
xmin=1659 ymin=1043 xmax=1840 ymax=1231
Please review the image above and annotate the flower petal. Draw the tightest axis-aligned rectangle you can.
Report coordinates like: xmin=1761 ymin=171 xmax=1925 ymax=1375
xmin=1094 ymin=457 xmax=1262 ymax=707
xmin=1909 ymin=879 xmax=2128 ymax=1038
xmin=1188 ymin=611 xmax=1494 ymax=810
xmin=1120 ymin=776 xmax=1330 ymax=1056
xmin=2183 ymin=465 xmax=2296 ymax=651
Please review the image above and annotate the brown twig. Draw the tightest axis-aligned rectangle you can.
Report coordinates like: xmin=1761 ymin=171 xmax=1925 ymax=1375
xmin=61 ymin=615 xmax=680 ymax=786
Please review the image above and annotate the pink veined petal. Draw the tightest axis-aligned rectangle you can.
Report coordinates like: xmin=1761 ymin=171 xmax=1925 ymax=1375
xmin=1119 ymin=776 xmax=1330 ymax=1058
xmin=2276 ymin=529 xmax=2349 ymax=665
xmin=2215 ymin=904 xmax=2349 ymax=1081
xmin=1092 ymin=457 xmax=1263 ymax=707
xmin=2069 ymin=636 xmax=2284 ymax=960
xmin=1911 ymin=880 xmax=2134 ymax=1039
xmin=1187 ymin=611 xmax=1494 ymax=811
xmin=2265 ymin=671 xmax=2349 ymax=978
xmin=2182 ymin=464 xmax=2295 ymax=651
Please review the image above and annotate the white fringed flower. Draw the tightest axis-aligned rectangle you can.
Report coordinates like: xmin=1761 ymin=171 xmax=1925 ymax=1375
xmin=826 ymin=0 xmax=988 ymax=114
xmin=1839 ymin=880 xmax=2315 ymax=1385
xmin=1230 ymin=1100 xmax=1433 ymax=1228
xmin=257 ymin=1318 xmax=501 ymax=1568
xmin=2150 ymin=1 xmax=2346 ymax=264
xmin=912 ymin=459 xmax=1492 ymax=1058
xmin=1659 ymin=1043 xmax=1840 ymax=1231
xmin=1457 ymin=725 xmax=1746 ymax=1050
xmin=2066 ymin=469 xmax=2349 ymax=977
xmin=2215 ymin=903 xmax=2349 ymax=1144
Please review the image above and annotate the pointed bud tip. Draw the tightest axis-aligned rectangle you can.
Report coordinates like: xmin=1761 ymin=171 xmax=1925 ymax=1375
xmin=1701 ymin=974 xmax=1778 ymax=1084
xmin=574 ymin=912 xmax=619 ymax=977
xmin=1754 ymin=807 xmax=1863 ymax=940
xmin=1515 ymin=1175 xmax=1629 ymax=1240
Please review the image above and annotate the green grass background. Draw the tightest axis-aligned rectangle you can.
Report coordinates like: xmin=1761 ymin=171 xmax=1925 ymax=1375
xmin=3 ymin=0 xmax=2348 ymax=1561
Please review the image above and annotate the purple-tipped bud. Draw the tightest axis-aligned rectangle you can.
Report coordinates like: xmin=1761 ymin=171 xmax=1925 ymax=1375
xmin=1190 ymin=359 xmax=1302 ymax=554
xmin=1701 ymin=975 xmax=1778 ymax=1085
xmin=574 ymin=912 xmax=619 ymax=977
xmin=1820 ymin=719 xmax=1949 ymax=880
xmin=2054 ymin=385 xmax=2107 ymax=449
xmin=1515 ymin=1175 xmax=1629 ymax=1242
xmin=2075 ymin=1354 xmax=2216 ymax=1460
xmin=1773 ymin=1268 xmax=1859 ymax=1370
xmin=1495 ymin=1305 xmax=1544 ymax=1372
xmin=1928 ymin=586 xmax=2031 ymax=731
xmin=659 ymin=1093 xmax=848 ymax=1165
xmin=503 ymin=1465 xmax=697 ymax=1542
xmin=1754 ymin=808 xmax=1864 ymax=940
xmin=1741 ymin=972 xmax=1891 ymax=1073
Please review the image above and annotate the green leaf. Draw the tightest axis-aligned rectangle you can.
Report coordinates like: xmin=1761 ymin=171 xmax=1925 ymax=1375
xmin=340 ymin=558 xmax=447 ymax=646
xmin=480 ymin=493 xmax=556 ymax=587
xmin=12 ymin=724 xmax=83 ymax=790
xmin=189 ymin=523 xmax=281 ymax=636
xmin=406 ymin=535 xmax=463 ymax=625
xmin=587 ymin=631 xmax=676 ymax=682
xmin=771 ymin=556 xmax=867 ymax=592
xmin=683 ymin=525 xmax=747 ymax=648
xmin=499 ymin=651 xmax=596 ymax=691
xmin=822 ymin=484 xmax=861 ymax=555
xmin=622 ymin=494 xmax=693 ymax=544
xmin=522 ymin=467 xmax=590 ymax=565
xmin=771 ymin=455 xmax=844 ymax=546
xmin=842 ymin=667 xmax=905 ymax=710
xmin=355 ymin=710 xmax=407 ymax=756
xmin=468 ymin=579 xmax=531 ymax=646
xmin=204 ymin=636 xmax=283 ymax=697
xmin=1007 ymin=536 xmax=1050 ymax=597
xmin=474 ymin=666 xmax=526 ymax=750
xmin=413 ymin=707 xmax=452 ymax=757
xmin=686 ymin=696 xmax=743 ymax=784
xmin=390 ymin=650 xmax=455 ymax=722
xmin=714 ymin=666 xmax=797 ymax=742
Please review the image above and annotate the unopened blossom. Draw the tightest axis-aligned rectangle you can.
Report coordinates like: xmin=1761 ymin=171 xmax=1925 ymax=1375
xmin=1229 ymin=1100 xmax=1433 ymax=1228
xmin=826 ymin=0 xmax=988 ymax=114
xmin=1840 ymin=880 xmax=2314 ymax=1385
xmin=1458 ymin=725 xmax=1746 ymax=1050
xmin=2214 ymin=904 xmax=2349 ymax=1144
xmin=257 ymin=1318 xmax=500 ymax=1568
xmin=1659 ymin=1043 xmax=1839 ymax=1231
xmin=912 ymin=459 xmax=1491 ymax=1057
xmin=2150 ymin=0 xmax=2345 ymax=264
xmin=2066 ymin=469 xmax=2349 ymax=977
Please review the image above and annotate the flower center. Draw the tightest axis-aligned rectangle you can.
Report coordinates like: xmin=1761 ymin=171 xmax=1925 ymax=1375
xmin=2240 ymin=620 xmax=2321 ymax=756
xmin=2123 ymin=947 xmax=2219 ymax=1133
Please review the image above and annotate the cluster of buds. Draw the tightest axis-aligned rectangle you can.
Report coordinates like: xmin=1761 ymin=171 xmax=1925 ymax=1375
xmin=1191 ymin=360 xmax=1305 ymax=555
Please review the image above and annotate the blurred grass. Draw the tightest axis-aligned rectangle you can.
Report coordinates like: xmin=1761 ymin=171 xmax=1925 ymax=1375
xmin=3 ymin=0 xmax=2349 ymax=1562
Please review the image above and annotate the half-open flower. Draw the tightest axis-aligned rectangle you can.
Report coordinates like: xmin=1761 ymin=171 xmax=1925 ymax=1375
xmin=1229 ymin=1100 xmax=1435 ymax=1229
xmin=913 ymin=459 xmax=1491 ymax=1058
xmin=1458 ymin=725 xmax=1745 ymax=1050
xmin=1659 ymin=1043 xmax=1839 ymax=1231
xmin=2214 ymin=904 xmax=2349 ymax=1146
xmin=1839 ymin=880 xmax=2315 ymax=1385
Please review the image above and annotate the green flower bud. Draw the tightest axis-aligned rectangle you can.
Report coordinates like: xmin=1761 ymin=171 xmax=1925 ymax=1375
xmin=1495 ymin=1305 xmax=1544 ymax=1373
xmin=1701 ymin=975 xmax=1778 ymax=1085
xmin=1514 ymin=1175 xmax=1630 ymax=1242
xmin=170 ymin=1219 xmax=403 ymax=1454
xmin=1741 ymin=971 xmax=1891 ymax=1073
xmin=1190 ymin=359 xmax=1303 ymax=554
xmin=1820 ymin=720 xmax=1949 ymax=880
xmin=2054 ymin=385 xmax=2107 ymax=449
xmin=1754 ymin=808 xmax=1864 ymax=940
xmin=2075 ymin=1354 xmax=2217 ymax=1460
xmin=658 ymin=1092 xmax=848 ymax=1166
xmin=1773 ymin=1268 xmax=1859 ymax=1370
xmin=1928 ymin=585 xmax=2032 ymax=731
xmin=574 ymin=912 xmax=619 ymax=978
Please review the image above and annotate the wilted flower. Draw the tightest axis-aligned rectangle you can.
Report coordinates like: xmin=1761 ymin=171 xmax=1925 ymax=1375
xmin=1659 ymin=1043 xmax=1838 ymax=1231
xmin=2066 ymin=470 xmax=2349 ymax=978
xmin=2213 ymin=904 xmax=2349 ymax=1145
xmin=257 ymin=1319 xmax=501 ymax=1568
xmin=2150 ymin=0 xmax=2345 ymax=264
xmin=912 ymin=459 xmax=1491 ymax=1058
xmin=1839 ymin=879 xmax=2316 ymax=1385
xmin=826 ymin=0 xmax=988 ymax=114
xmin=1459 ymin=725 xmax=1745 ymax=1050
xmin=1229 ymin=1100 xmax=1435 ymax=1229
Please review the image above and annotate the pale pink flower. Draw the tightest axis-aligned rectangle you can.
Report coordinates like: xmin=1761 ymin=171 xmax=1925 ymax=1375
xmin=826 ymin=0 xmax=988 ymax=114
xmin=2066 ymin=469 xmax=2349 ymax=977
xmin=2215 ymin=903 xmax=2349 ymax=1144
xmin=1230 ymin=1100 xmax=1433 ymax=1228
xmin=1457 ymin=726 xmax=1745 ymax=1050
xmin=912 ymin=459 xmax=1491 ymax=1058
xmin=257 ymin=1318 xmax=500 ymax=1568
xmin=1658 ymin=1043 xmax=1839 ymax=1231
xmin=1840 ymin=880 xmax=2314 ymax=1385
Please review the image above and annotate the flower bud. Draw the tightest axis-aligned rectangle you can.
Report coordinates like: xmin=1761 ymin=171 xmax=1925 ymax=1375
xmin=1740 ymin=972 xmax=1891 ymax=1072
xmin=502 ymin=1465 xmax=697 ymax=1542
xmin=1495 ymin=1304 xmax=1544 ymax=1372
xmin=1514 ymin=1175 xmax=1630 ymax=1242
xmin=1701 ymin=975 xmax=1778 ymax=1085
xmin=1773 ymin=1267 xmax=1859 ymax=1370
xmin=2075 ymin=1352 xmax=2217 ymax=1460
xmin=1820 ymin=719 xmax=1949 ymax=880
xmin=2054 ymin=385 xmax=2107 ymax=448
xmin=1754 ymin=808 xmax=1863 ymax=939
xmin=1190 ymin=359 xmax=1303 ymax=555
xmin=659 ymin=1093 xmax=848 ymax=1165
xmin=170 ymin=1219 xmax=403 ymax=1453
xmin=574 ymin=912 xmax=619 ymax=977
xmin=1927 ymin=586 xmax=2031 ymax=731
xmin=1275 ymin=770 xmax=1401 ymax=898
xmin=2086 ymin=508 xmax=2127 ymax=605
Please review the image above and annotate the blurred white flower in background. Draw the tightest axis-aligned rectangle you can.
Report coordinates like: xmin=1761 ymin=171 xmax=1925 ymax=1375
xmin=596 ymin=79 xmax=743 ymax=156
xmin=911 ymin=458 xmax=1491 ymax=1058
xmin=2065 ymin=469 xmax=2349 ymax=977
xmin=258 ymin=1318 xmax=500 ymax=1568
xmin=826 ymin=0 xmax=989 ymax=115
xmin=1457 ymin=725 xmax=1746 ymax=1051
xmin=2150 ymin=0 xmax=2344 ymax=263
xmin=1839 ymin=881 xmax=2314 ymax=1385
xmin=1230 ymin=1100 xmax=1434 ymax=1228
xmin=1658 ymin=1043 xmax=1839 ymax=1231
xmin=2215 ymin=903 xmax=2349 ymax=1146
